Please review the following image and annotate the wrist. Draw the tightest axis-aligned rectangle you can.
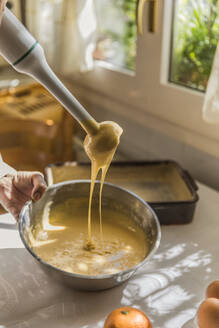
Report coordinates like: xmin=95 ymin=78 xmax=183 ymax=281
xmin=0 ymin=161 xmax=16 ymax=180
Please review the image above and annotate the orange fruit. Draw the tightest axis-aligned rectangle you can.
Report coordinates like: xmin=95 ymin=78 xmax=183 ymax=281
xmin=104 ymin=306 xmax=152 ymax=328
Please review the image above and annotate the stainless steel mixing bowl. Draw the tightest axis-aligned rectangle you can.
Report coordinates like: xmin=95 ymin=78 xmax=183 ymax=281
xmin=19 ymin=180 xmax=161 ymax=291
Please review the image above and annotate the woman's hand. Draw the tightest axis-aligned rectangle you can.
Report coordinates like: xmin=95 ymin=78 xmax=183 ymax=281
xmin=0 ymin=0 xmax=7 ymax=24
xmin=0 ymin=171 xmax=47 ymax=221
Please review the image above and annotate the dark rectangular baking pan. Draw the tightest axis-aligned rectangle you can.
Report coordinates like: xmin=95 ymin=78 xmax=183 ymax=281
xmin=45 ymin=160 xmax=199 ymax=225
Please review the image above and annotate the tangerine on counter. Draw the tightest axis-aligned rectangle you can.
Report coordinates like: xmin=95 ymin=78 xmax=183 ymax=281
xmin=104 ymin=306 xmax=152 ymax=328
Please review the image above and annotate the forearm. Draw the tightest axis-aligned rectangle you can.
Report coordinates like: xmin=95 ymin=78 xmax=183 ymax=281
xmin=0 ymin=154 xmax=16 ymax=179
xmin=0 ymin=154 xmax=17 ymax=217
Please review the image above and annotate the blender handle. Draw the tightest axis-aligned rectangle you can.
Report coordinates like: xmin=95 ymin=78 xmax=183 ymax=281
xmin=0 ymin=8 xmax=99 ymax=135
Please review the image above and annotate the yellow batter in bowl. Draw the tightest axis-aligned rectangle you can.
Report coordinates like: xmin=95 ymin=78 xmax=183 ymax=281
xmin=20 ymin=180 xmax=161 ymax=290
xmin=30 ymin=197 xmax=148 ymax=276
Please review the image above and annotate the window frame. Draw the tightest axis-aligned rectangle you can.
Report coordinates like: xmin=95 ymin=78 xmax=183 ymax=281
xmin=65 ymin=0 xmax=219 ymax=158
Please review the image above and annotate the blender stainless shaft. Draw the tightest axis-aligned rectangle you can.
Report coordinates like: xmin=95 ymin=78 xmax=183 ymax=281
xmin=0 ymin=8 xmax=99 ymax=135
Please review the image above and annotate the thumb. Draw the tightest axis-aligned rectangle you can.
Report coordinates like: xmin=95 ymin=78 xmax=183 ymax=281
xmin=31 ymin=173 xmax=47 ymax=201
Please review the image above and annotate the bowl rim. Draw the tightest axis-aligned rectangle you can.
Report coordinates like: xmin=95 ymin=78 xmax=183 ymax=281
xmin=19 ymin=179 xmax=161 ymax=280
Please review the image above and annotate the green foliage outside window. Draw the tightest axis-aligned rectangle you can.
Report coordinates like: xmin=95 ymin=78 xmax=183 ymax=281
xmin=95 ymin=0 xmax=218 ymax=85
xmin=170 ymin=0 xmax=219 ymax=91
xmin=103 ymin=0 xmax=137 ymax=71
xmin=113 ymin=0 xmax=137 ymax=71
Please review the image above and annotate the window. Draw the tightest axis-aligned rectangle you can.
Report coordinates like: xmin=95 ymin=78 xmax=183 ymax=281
xmin=170 ymin=0 xmax=219 ymax=92
xmin=93 ymin=0 xmax=137 ymax=71
xmin=69 ymin=0 xmax=219 ymax=157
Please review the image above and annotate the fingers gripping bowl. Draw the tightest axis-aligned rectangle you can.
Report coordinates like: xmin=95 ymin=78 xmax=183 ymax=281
xmin=19 ymin=180 xmax=161 ymax=291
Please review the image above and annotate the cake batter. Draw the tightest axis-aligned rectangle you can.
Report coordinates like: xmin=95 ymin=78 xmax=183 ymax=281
xmin=31 ymin=199 xmax=148 ymax=276
xmin=84 ymin=121 xmax=123 ymax=249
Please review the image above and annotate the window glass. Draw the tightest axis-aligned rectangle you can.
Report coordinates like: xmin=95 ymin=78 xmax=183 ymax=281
xmin=93 ymin=0 xmax=137 ymax=71
xmin=170 ymin=0 xmax=219 ymax=91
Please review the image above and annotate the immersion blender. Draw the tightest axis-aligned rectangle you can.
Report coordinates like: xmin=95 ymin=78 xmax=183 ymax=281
xmin=0 ymin=7 xmax=99 ymax=135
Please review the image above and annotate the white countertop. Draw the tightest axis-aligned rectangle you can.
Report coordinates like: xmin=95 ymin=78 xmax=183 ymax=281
xmin=0 ymin=182 xmax=218 ymax=328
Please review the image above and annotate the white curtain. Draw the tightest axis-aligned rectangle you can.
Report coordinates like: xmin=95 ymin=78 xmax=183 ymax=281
xmin=25 ymin=0 xmax=97 ymax=75
xmin=202 ymin=42 xmax=219 ymax=123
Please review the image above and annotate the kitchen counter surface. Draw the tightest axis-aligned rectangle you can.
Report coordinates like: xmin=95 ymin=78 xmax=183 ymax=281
xmin=0 ymin=181 xmax=218 ymax=328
